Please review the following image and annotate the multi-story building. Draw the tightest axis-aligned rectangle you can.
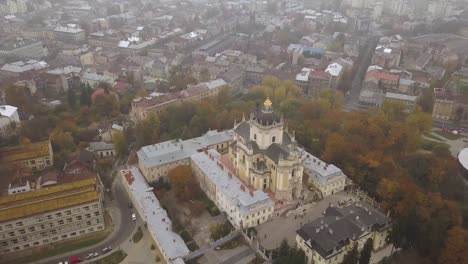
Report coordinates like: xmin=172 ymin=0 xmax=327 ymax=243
xmin=0 ymin=178 xmax=105 ymax=255
xmin=130 ymin=79 xmax=227 ymax=121
xmin=296 ymin=203 xmax=391 ymax=264
xmin=372 ymin=46 xmax=402 ymax=69
xmin=303 ymin=152 xmax=347 ymax=197
xmin=0 ymin=39 xmax=47 ymax=60
xmin=0 ymin=60 xmax=49 ymax=78
xmin=0 ymin=105 xmax=20 ymax=137
xmin=433 ymin=88 xmax=455 ymax=120
xmin=53 ymin=25 xmax=86 ymax=44
xmin=191 ymin=149 xmax=274 ymax=229
xmin=384 ymin=92 xmax=418 ymax=110
xmin=229 ymin=99 xmax=304 ymax=201
xmin=120 ymin=167 xmax=189 ymax=264
xmin=137 ymin=130 xmax=233 ymax=183
xmin=0 ymin=140 xmax=53 ymax=172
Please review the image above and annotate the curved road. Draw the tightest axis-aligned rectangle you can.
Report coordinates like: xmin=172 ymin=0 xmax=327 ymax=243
xmin=33 ymin=174 xmax=136 ymax=264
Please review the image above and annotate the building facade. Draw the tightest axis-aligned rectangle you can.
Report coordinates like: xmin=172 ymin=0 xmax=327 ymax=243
xmin=0 ymin=178 xmax=105 ymax=255
xmin=229 ymin=99 xmax=304 ymax=201
xmin=0 ymin=141 xmax=53 ymax=172
xmin=296 ymin=203 xmax=391 ymax=264
xmin=303 ymin=153 xmax=347 ymax=197
xmin=191 ymin=150 xmax=274 ymax=229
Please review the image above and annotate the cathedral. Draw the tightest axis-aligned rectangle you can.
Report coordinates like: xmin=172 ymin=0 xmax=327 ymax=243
xmin=229 ymin=98 xmax=304 ymax=201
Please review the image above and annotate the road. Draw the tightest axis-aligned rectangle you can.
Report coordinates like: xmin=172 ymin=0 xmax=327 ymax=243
xmin=344 ymin=37 xmax=379 ymax=112
xmin=34 ymin=168 xmax=136 ymax=264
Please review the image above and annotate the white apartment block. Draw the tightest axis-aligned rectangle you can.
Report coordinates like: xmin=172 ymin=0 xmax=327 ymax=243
xmin=191 ymin=149 xmax=274 ymax=229
xmin=302 ymin=152 xmax=347 ymax=197
xmin=137 ymin=130 xmax=233 ymax=182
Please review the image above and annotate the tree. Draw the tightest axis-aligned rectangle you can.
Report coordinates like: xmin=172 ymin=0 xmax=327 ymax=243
xmin=438 ymin=227 xmax=468 ymax=264
xmin=113 ymin=131 xmax=128 ymax=156
xmin=274 ymin=239 xmax=291 ymax=264
xmin=135 ymin=113 xmax=159 ymax=147
xmin=341 ymin=243 xmax=359 ymax=264
xmin=67 ymin=88 xmax=77 ymax=108
xmin=209 ymin=223 xmax=231 ymax=240
xmin=168 ymin=165 xmax=200 ymax=201
xmin=359 ymin=238 xmax=373 ymax=264
xmin=168 ymin=65 xmax=197 ymax=90
xmin=80 ymin=83 xmax=92 ymax=106
xmin=199 ymin=68 xmax=210 ymax=82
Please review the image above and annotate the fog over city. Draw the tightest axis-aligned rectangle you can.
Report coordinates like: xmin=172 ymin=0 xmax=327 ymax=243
xmin=0 ymin=1 xmax=468 ymax=264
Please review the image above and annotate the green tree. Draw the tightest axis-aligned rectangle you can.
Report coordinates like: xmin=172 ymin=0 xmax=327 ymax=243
xmin=67 ymin=88 xmax=77 ymax=108
xmin=168 ymin=65 xmax=197 ymax=90
xmin=80 ymin=83 xmax=92 ymax=106
xmin=341 ymin=243 xmax=359 ymax=264
xmin=135 ymin=113 xmax=159 ymax=147
xmin=359 ymin=238 xmax=373 ymax=264
xmin=113 ymin=131 xmax=128 ymax=156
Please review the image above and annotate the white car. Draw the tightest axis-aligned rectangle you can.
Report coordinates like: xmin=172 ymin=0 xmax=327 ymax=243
xmin=102 ymin=246 xmax=112 ymax=253
xmin=131 ymin=213 xmax=136 ymax=221
xmin=86 ymin=252 xmax=98 ymax=259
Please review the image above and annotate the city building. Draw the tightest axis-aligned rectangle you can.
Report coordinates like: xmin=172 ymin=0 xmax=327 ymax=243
xmin=433 ymin=88 xmax=455 ymax=120
xmin=120 ymin=167 xmax=189 ymax=264
xmin=229 ymin=99 xmax=304 ymax=201
xmin=0 ymin=39 xmax=47 ymax=60
xmin=0 ymin=141 xmax=53 ymax=172
xmin=0 ymin=178 xmax=105 ymax=255
xmin=384 ymin=92 xmax=418 ymax=109
xmin=130 ymin=79 xmax=227 ymax=121
xmin=53 ymin=24 xmax=86 ymax=44
xmin=137 ymin=130 xmax=233 ymax=183
xmin=296 ymin=203 xmax=391 ymax=264
xmin=372 ymin=46 xmax=402 ymax=69
xmin=0 ymin=60 xmax=49 ymax=78
xmin=191 ymin=149 xmax=274 ymax=229
xmin=303 ymin=152 xmax=347 ymax=197
xmin=88 ymin=142 xmax=116 ymax=159
xmin=0 ymin=105 xmax=20 ymax=137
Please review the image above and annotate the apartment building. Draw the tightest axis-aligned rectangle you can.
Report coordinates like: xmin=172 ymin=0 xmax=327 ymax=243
xmin=137 ymin=130 xmax=232 ymax=182
xmin=191 ymin=149 xmax=274 ymax=229
xmin=296 ymin=203 xmax=391 ymax=264
xmin=53 ymin=25 xmax=86 ymax=44
xmin=0 ymin=178 xmax=105 ymax=255
xmin=0 ymin=140 xmax=53 ymax=172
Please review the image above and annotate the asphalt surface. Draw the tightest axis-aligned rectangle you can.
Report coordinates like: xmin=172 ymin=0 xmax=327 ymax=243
xmin=34 ymin=172 xmax=136 ymax=264
xmin=221 ymin=248 xmax=254 ymax=264
xmin=344 ymin=37 xmax=379 ymax=112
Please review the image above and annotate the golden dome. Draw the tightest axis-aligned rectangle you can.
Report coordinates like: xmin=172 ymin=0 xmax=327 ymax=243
xmin=264 ymin=97 xmax=272 ymax=108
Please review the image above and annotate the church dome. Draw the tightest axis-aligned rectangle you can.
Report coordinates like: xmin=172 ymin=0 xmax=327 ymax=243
xmin=252 ymin=98 xmax=282 ymax=126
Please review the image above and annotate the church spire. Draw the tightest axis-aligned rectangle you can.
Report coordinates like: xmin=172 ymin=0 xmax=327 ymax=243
xmin=263 ymin=96 xmax=272 ymax=112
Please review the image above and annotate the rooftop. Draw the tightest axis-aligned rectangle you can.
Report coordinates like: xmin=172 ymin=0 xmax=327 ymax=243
xmin=385 ymin=92 xmax=418 ymax=102
xmin=0 ymin=105 xmax=18 ymax=118
xmin=302 ymin=151 xmax=345 ymax=184
xmin=0 ymin=140 xmax=51 ymax=163
xmin=53 ymin=25 xmax=84 ymax=34
xmin=0 ymin=178 xmax=98 ymax=222
xmin=325 ymin=63 xmax=343 ymax=77
xmin=121 ymin=167 xmax=189 ymax=261
xmin=191 ymin=150 xmax=274 ymax=216
xmin=88 ymin=141 xmax=114 ymax=152
xmin=1 ymin=60 xmax=49 ymax=73
xmin=47 ymin=66 xmax=82 ymax=75
xmin=137 ymin=130 xmax=233 ymax=169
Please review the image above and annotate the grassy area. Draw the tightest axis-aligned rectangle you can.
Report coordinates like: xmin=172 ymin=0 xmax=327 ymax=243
xmin=419 ymin=139 xmax=450 ymax=152
xmin=433 ymin=130 xmax=463 ymax=140
xmin=132 ymin=226 xmax=143 ymax=243
xmin=1 ymin=230 xmax=110 ymax=264
xmin=91 ymin=250 xmax=127 ymax=264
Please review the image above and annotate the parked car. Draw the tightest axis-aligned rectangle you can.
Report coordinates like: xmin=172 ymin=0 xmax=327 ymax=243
xmin=131 ymin=213 xmax=136 ymax=221
xmin=85 ymin=252 xmax=98 ymax=259
xmin=128 ymin=203 xmax=133 ymax=209
xmin=69 ymin=257 xmax=82 ymax=264
xmin=102 ymin=246 xmax=112 ymax=253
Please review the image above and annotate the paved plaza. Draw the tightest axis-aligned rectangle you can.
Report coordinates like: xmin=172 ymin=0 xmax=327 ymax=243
xmin=256 ymin=191 xmax=357 ymax=249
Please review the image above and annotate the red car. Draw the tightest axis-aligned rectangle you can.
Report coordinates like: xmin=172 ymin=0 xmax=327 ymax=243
xmin=69 ymin=257 xmax=82 ymax=264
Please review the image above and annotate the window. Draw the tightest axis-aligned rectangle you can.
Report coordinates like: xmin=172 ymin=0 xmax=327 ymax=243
xmin=43 ymin=239 xmax=49 ymax=243
xmin=9 ymin=231 xmax=15 ymax=237
xmin=85 ymin=213 xmax=91 ymax=218
xmin=19 ymin=229 xmax=25 ymax=234
xmin=33 ymin=241 xmax=40 ymax=246
xmin=40 ymin=224 xmax=45 ymax=230
xmin=70 ymin=232 xmax=76 ymax=236
xmin=46 ymin=215 xmax=52 ymax=220
xmin=61 ymin=235 xmax=67 ymax=239
xmin=50 ymin=229 xmax=57 ymax=235
xmin=94 ymin=211 xmax=100 ymax=216
xmin=272 ymin=136 xmax=276 ymax=143
xmin=5 ymin=224 xmax=12 ymax=229
xmin=40 ymin=232 xmax=47 ymax=237
xmin=93 ymin=204 xmax=99 ymax=209
xmin=52 ymin=237 xmax=58 ymax=241
xmin=58 ymin=220 xmax=64 ymax=225
xmin=76 ymin=216 xmax=82 ymax=221
xmin=67 ymin=218 xmax=73 ymax=223
xmin=65 ymin=210 xmax=71 ymax=215
xmin=55 ymin=212 xmax=62 ymax=217
xmin=30 ymin=160 xmax=35 ymax=165
xmin=84 ymin=206 xmax=90 ymax=211
xmin=254 ymin=134 xmax=257 ymax=140
xmin=16 ymin=221 xmax=23 ymax=227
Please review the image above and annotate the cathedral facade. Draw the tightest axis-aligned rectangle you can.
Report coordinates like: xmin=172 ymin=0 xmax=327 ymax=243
xmin=229 ymin=98 xmax=304 ymax=201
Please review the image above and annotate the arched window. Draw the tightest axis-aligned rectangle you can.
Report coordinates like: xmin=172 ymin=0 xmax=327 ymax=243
xmin=254 ymin=134 xmax=257 ymax=140
xmin=272 ymin=136 xmax=276 ymax=143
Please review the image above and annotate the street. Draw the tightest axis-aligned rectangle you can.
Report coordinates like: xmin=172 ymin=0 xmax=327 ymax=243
xmin=33 ymin=168 xmax=137 ymax=264
xmin=344 ymin=37 xmax=379 ymax=112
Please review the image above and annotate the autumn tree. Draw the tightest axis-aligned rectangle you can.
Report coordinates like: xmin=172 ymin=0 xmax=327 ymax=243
xmin=438 ymin=227 xmax=468 ymax=264
xmin=67 ymin=88 xmax=77 ymax=109
xmin=135 ymin=113 xmax=159 ymax=148
xmin=168 ymin=165 xmax=200 ymax=201
xmin=168 ymin=65 xmax=197 ymax=90
xmin=113 ymin=131 xmax=128 ymax=156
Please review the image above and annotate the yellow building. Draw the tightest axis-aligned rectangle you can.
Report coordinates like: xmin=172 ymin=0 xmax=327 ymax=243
xmin=0 ymin=140 xmax=53 ymax=172
xmin=0 ymin=178 xmax=105 ymax=255
xmin=229 ymin=99 xmax=303 ymax=201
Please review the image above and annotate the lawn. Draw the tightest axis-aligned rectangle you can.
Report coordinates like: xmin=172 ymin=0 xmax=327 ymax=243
xmin=1 ymin=230 xmax=111 ymax=264
xmin=91 ymin=250 xmax=127 ymax=264
xmin=132 ymin=226 xmax=143 ymax=243
xmin=433 ymin=130 xmax=463 ymax=140
xmin=419 ymin=139 xmax=450 ymax=152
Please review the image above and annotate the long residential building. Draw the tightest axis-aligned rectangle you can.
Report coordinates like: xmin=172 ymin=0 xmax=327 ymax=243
xmin=120 ymin=167 xmax=189 ymax=264
xmin=0 ymin=39 xmax=47 ymax=59
xmin=0 ymin=178 xmax=105 ymax=255
xmin=130 ymin=79 xmax=227 ymax=121
xmin=0 ymin=140 xmax=53 ymax=172
xmin=296 ymin=203 xmax=391 ymax=264
xmin=191 ymin=149 xmax=274 ymax=229
xmin=137 ymin=130 xmax=233 ymax=182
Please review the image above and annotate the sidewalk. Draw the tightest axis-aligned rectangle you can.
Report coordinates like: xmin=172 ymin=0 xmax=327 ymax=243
xmin=121 ymin=228 xmax=164 ymax=264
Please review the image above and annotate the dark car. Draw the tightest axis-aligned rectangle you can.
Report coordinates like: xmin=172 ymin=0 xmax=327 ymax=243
xmin=128 ymin=203 xmax=133 ymax=209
